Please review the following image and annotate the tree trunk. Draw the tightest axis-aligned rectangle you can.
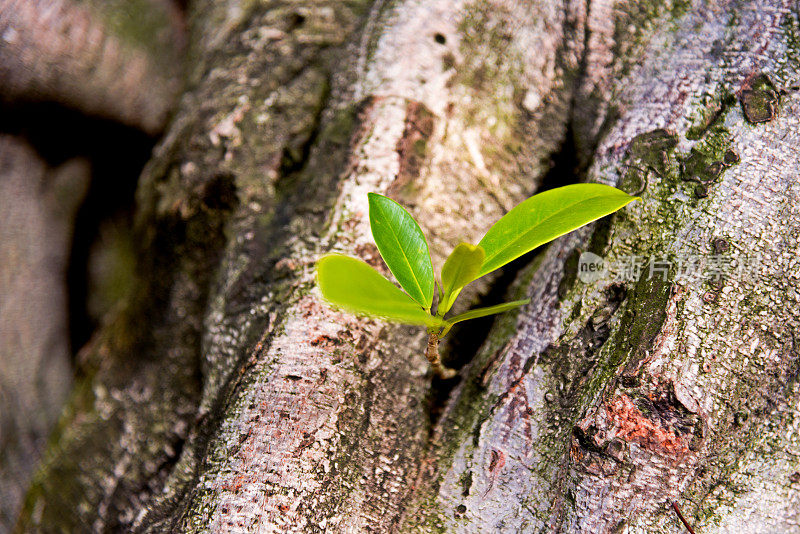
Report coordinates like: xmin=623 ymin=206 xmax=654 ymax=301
xmin=11 ymin=0 xmax=800 ymax=532
xmin=0 ymin=137 xmax=88 ymax=531
xmin=0 ymin=0 xmax=184 ymax=133
xmin=405 ymin=1 xmax=800 ymax=532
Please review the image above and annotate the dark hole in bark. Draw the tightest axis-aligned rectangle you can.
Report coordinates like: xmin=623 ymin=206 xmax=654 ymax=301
xmin=288 ymin=12 xmax=306 ymax=31
xmin=434 ymin=33 xmax=446 ymax=44
xmin=0 ymin=101 xmax=155 ymax=363
xmin=201 ymin=173 xmax=239 ymax=212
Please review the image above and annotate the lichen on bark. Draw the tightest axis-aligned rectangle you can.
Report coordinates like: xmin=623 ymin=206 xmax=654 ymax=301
xmin=403 ymin=1 xmax=800 ymax=532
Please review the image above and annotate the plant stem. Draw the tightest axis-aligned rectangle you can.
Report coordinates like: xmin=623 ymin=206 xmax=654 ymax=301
xmin=426 ymin=330 xmax=457 ymax=379
xmin=671 ymin=502 xmax=696 ymax=534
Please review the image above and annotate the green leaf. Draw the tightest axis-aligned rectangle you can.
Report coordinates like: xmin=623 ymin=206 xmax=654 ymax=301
xmin=439 ymin=243 xmax=485 ymax=315
xmin=317 ymin=254 xmax=441 ymax=327
xmin=478 ymin=184 xmax=637 ymax=277
xmin=445 ymin=299 xmax=530 ymax=326
xmin=368 ymin=193 xmax=434 ymax=309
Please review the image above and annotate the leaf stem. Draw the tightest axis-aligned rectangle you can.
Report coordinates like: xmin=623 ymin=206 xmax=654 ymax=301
xmin=426 ymin=330 xmax=457 ymax=379
xmin=671 ymin=502 xmax=696 ymax=534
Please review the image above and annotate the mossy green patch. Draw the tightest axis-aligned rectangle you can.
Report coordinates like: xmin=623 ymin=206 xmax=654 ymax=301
xmin=740 ymin=74 xmax=779 ymax=124
xmin=87 ymin=219 xmax=137 ymax=322
xmin=628 ymin=129 xmax=679 ymax=177
xmin=680 ymin=126 xmax=732 ymax=182
xmin=320 ymin=103 xmax=361 ymax=146
xmin=780 ymin=9 xmax=800 ymax=81
xmin=623 ymin=86 xmax=739 ymax=205
xmin=618 ymin=128 xmax=679 ymax=201
xmin=686 ymin=90 xmax=736 ymax=140
xmin=16 ymin=368 xmax=99 ymax=531
xmin=454 ymin=1 xmax=525 ymax=131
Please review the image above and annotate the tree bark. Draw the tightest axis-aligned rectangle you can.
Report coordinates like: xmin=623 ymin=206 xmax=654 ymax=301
xmin=0 ymin=0 xmax=182 ymax=530
xmin=16 ymin=0 xmax=575 ymax=530
xmin=0 ymin=0 xmax=184 ymax=133
xmin=0 ymin=137 xmax=89 ymax=531
xmin=405 ymin=1 xmax=800 ymax=532
xmin=11 ymin=0 xmax=800 ymax=532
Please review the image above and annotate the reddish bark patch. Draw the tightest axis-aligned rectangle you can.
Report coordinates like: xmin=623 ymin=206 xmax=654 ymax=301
xmin=391 ymin=101 xmax=436 ymax=197
xmin=309 ymin=334 xmax=340 ymax=349
xmin=605 ymin=394 xmax=689 ymax=455
xmin=274 ymin=257 xmax=297 ymax=273
xmin=482 ymin=448 xmax=507 ymax=496
xmin=488 ymin=449 xmax=506 ymax=472
xmin=298 ymin=295 xmax=326 ymax=319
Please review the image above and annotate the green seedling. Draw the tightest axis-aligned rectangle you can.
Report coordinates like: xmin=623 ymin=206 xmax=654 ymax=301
xmin=317 ymin=184 xmax=637 ymax=379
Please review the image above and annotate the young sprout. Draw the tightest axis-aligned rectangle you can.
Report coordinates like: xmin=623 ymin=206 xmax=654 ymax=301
xmin=317 ymin=184 xmax=638 ymax=379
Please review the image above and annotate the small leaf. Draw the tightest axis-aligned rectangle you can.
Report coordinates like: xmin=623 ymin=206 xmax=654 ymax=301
xmin=317 ymin=254 xmax=441 ymax=327
xmin=368 ymin=193 xmax=434 ymax=309
xmin=439 ymin=243 xmax=485 ymax=315
xmin=445 ymin=299 xmax=530 ymax=326
xmin=478 ymin=184 xmax=637 ymax=277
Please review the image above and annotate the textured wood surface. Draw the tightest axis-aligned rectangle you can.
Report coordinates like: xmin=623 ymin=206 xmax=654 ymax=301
xmin=8 ymin=0 xmax=800 ymax=532
xmin=135 ymin=0 xmax=576 ymax=530
xmin=408 ymin=0 xmax=800 ymax=531
xmin=15 ymin=0 xmax=574 ymax=530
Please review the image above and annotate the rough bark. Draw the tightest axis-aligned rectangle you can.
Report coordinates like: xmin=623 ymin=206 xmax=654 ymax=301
xmin=0 ymin=136 xmax=89 ymax=531
xmin=406 ymin=0 xmax=800 ymax=532
xmin=15 ymin=0 xmax=581 ymax=531
xmin=10 ymin=0 xmax=800 ymax=532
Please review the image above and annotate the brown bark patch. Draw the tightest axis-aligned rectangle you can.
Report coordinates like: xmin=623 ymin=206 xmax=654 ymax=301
xmin=391 ymin=101 xmax=436 ymax=198
xmin=488 ymin=449 xmax=506 ymax=472
xmin=309 ymin=334 xmax=340 ymax=349
xmin=739 ymin=73 xmax=779 ymax=124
